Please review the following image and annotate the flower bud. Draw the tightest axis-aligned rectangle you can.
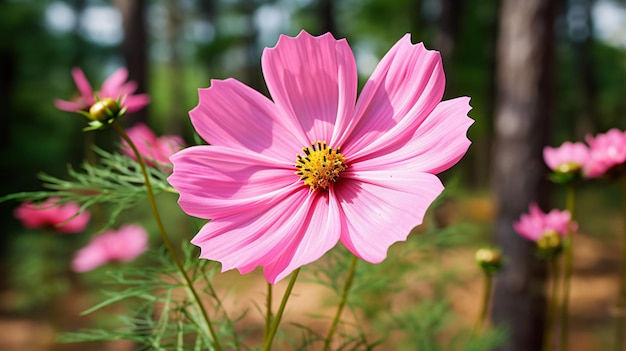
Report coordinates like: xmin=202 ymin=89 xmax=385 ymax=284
xmin=536 ymin=230 xmax=563 ymax=258
xmin=556 ymin=161 xmax=581 ymax=174
xmin=475 ymin=247 xmax=503 ymax=275
xmin=88 ymin=97 xmax=121 ymax=122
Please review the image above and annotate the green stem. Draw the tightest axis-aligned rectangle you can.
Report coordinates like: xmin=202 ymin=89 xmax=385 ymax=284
xmin=544 ymin=257 xmax=560 ymax=351
xmin=262 ymin=268 xmax=301 ymax=351
xmin=474 ymin=272 xmax=493 ymax=334
xmin=560 ymin=184 xmax=576 ymax=351
xmin=615 ymin=175 xmax=626 ymax=351
xmin=264 ymin=282 xmax=273 ymax=340
xmin=323 ymin=255 xmax=359 ymax=351
xmin=112 ymin=122 xmax=222 ymax=351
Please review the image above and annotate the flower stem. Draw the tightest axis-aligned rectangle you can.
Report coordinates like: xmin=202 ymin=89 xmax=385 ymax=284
xmin=544 ymin=257 xmax=560 ymax=351
xmin=323 ymin=255 xmax=359 ymax=351
xmin=262 ymin=268 xmax=301 ymax=351
xmin=560 ymin=183 xmax=576 ymax=351
xmin=264 ymin=282 xmax=273 ymax=340
xmin=474 ymin=271 xmax=493 ymax=334
xmin=615 ymin=175 xmax=626 ymax=351
xmin=112 ymin=122 xmax=222 ymax=351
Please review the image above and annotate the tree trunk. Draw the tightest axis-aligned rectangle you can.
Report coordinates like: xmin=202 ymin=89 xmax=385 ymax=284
xmin=435 ymin=0 xmax=463 ymax=67
xmin=491 ymin=0 xmax=560 ymax=350
xmin=318 ymin=0 xmax=336 ymax=35
xmin=115 ymin=0 xmax=149 ymax=124
xmin=165 ymin=0 xmax=185 ymax=135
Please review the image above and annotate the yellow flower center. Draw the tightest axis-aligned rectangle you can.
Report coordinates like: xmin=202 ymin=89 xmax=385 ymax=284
xmin=295 ymin=141 xmax=347 ymax=191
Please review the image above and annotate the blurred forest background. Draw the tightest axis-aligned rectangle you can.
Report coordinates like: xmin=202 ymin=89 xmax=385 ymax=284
xmin=1 ymin=0 xmax=626 ymax=350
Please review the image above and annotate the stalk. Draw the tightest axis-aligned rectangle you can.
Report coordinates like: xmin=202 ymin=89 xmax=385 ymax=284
xmin=474 ymin=271 xmax=493 ymax=333
xmin=113 ymin=122 xmax=222 ymax=351
xmin=323 ymin=255 xmax=358 ymax=351
xmin=261 ymin=268 xmax=301 ymax=351
xmin=560 ymin=184 xmax=575 ymax=351
xmin=614 ymin=175 xmax=626 ymax=351
xmin=544 ymin=258 xmax=560 ymax=351
xmin=264 ymin=282 xmax=273 ymax=340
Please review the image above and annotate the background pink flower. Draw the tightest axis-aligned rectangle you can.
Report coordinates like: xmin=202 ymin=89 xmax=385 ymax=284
xmin=71 ymin=224 xmax=148 ymax=272
xmin=55 ymin=67 xmax=150 ymax=113
xmin=169 ymin=31 xmax=473 ymax=283
xmin=584 ymin=128 xmax=626 ymax=178
xmin=543 ymin=141 xmax=589 ymax=172
xmin=514 ymin=203 xmax=576 ymax=242
xmin=121 ymin=122 xmax=185 ymax=169
xmin=14 ymin=198 xmax=90 ymax=234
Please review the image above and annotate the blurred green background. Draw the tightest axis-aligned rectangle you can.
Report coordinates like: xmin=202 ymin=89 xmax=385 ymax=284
xmin=2 ymin=0 xmax=626 ymax=350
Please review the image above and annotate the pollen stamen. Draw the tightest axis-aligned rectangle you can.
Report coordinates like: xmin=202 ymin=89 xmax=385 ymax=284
xmin=295 ymin=140 xmax=347 ymax=191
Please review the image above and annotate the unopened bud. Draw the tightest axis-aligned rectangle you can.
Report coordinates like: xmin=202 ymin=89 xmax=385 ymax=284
xmin=88 ymin=97 xmax=121 ymax=122
xmin=537 ymin=230 xmax=562 ymax=250
xmin=475 ymin=247 xmax=503 ymax=275
xmin=536 ymin=230 xmax=563 ymax=258
xmin=556 ymin=161 xmax=581 ymax=174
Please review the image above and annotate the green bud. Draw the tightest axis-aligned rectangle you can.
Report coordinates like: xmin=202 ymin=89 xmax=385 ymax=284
xmin=475 ymin=247 xmax=503 ymax=275
xmin=88 ymin=97 xmax=121 ymax=121
xmin=536 ymin=230 xmax=563 ymax=258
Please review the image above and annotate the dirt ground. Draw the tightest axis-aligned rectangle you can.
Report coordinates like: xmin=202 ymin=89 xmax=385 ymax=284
xmin=0 ymin=196 xmax=623 ymax=351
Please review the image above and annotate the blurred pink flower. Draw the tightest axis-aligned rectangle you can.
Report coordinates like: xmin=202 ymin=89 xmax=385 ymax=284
xmin=584 ymin=128 xmax=626 ymax=178
xmin=14 ymin=198 xmax=90 ymax=234
xmin=55 ymin=67 xmax=150 ymax=113
xmin=168 ymin=31 xmax=473 ymax=283
xmin=514 ymin=204 xmax=576 ymax=242
xmin=543 ymin=141 xmax=590 ymax=173
xmin=121 ymin=122 xmax=185 ymax=169
xmin=72 ymin=224 xmax=148 ymax=272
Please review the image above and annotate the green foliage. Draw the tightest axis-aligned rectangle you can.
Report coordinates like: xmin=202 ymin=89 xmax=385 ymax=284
xmin=0 ymin=147 xmax=173 ymax=230
xmin=59 ymin=245 xmax=243 ymax=351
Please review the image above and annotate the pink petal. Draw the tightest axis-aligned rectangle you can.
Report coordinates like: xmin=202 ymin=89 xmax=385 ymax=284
xmin=123 ymin=94 xmax=151 ymax=113
xmin=71 ymin=67 xmax=94 ymax=105
xmin=168 ymin=145 xmax=299 ymax=219
xmin=190 ymin=79 xmax=303 ymax=161
xmin=107 ymin=225 xmax=149 ymax=261
xmin=339 ymin=35 xmax=445 ymax=159
xmin=54 ymin=99 xmax=84 ymax=112
xmin=336 ymin=171 xmax=444 ymax=263
xmin=120 ymin=81 xmax=139 ymax=96
xmin=14 ymin=203 xmax=49 ymax=229
xmin=100 ymin=68 xmax=129 ymax=98
xmin=348 ymin=97 xmax=473 ymax=174
xmin=55 ymin=209 xmax=91 ymax=234
xmin=122 ymin=123 xmax=157 ymax=160
xmin=262 ymin=31 xmax=358 ymax=144
xmin=191 ymin=188 xmax=312 ymax=276
xmin=263 ymin=191 xmax=341 ymax=283
xmin=72 ymin=242 xmax=108 ymax=272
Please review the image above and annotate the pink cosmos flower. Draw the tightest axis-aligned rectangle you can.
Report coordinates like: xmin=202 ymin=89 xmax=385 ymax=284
xmin=14 ymin=198 xmax=90 ymax=234
xmin=55 ymin=67 xmax=150 ymax=113
xmin=543 ymin=141 xmax=590 ymax=173
xmin=121 ymin=122 xmax=185 ymax=170
xmin=71 ymin=224 xmax=149 ymax=272
xmin=584 ymin=128 xmax=626 ymax=178
xmin=513 ymin=204 xmax=576 ymax=242
xmin=168 ymin=31 xmax=473 ymax=283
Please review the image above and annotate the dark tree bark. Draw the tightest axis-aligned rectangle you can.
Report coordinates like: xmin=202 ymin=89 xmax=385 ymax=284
xmin=115 ymin=0 xmax=149 ymax=124
xmin=435 ymin=0 xmax=463 ymax=65
xmin=318 ymin=0 xmax=336 ymax=35
xmin=490 ymin=0 xmax=560 ymax=350
xmin=165 ymin=0 xmax=185 ymax=135
xmin=571 ymin=0 xmax=599 ymax=137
